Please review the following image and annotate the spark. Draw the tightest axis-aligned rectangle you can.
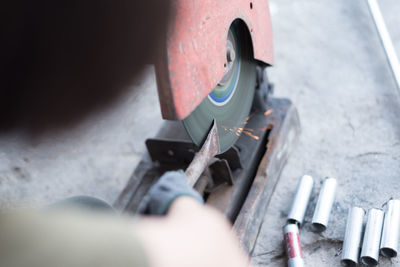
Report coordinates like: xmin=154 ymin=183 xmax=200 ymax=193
xmin=258 ymin=125 xmax=273 ymax=131
xmin=264 ymin=109 xmax=273 ymax=116
xmin=243 ymin=111 xmax=257 ymax=124
xmin=219 ymin=110 xmax=271 ymax=141
xmin=243 ymin=131 xmax=260 ymax=140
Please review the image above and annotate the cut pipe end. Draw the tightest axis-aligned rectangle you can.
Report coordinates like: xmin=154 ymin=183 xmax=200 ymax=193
xmin=287 ymin=218 xmax=301 ymax=227
xmin=340 ymin=259 xmax=357 ymax=267
xmin=361 ymin=256 xmax=378 ymax=266
xmin=381 ymin=247 xmax=397 ymax=258
xmin=311 ymin=222 xmax=326 ymax=232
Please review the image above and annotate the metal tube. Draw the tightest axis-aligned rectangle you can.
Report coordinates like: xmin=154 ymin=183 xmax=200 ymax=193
xmin=193 ymin=174 xmax=209 ymax=195
xmin=283 ymin=224 xmax=304 ymax=267
xmin=287 ymin=175 xmax=314 ymax=226
xmin=185 ymin=120 xmax=219 ymax=187
xmin=361 ymin=208 xmax=384 ymax=266
xmin=341 ymin=207 xmax=365 ymax=267
xmin=380 ymin=199 xmax=400 ymax=257
xmin=311 ymin=177 xmax=337 ymax=232
xmin=366 ymin=0 xmax=400 ymax=97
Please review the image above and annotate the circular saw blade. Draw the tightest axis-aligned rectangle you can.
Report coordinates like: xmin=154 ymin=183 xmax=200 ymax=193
xmin=182 ymin=24 xmax=256 ymax=153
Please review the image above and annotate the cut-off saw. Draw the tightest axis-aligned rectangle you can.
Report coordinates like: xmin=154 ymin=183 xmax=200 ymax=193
xmin=116 ymin=0 xmax=301 ymax=253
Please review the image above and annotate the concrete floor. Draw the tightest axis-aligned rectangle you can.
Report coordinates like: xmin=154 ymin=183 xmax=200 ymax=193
xmin=1 ymin=0 xmax=400 ymax=266
xmin=0 ymin=67 xmax=163 ymax=207
xmin=252 ymin=0 xmax=400 ymax=266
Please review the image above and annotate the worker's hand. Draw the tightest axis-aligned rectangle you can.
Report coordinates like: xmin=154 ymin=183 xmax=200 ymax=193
xmin=142 ymin=170 xmax=204 ymax=215
xmin=135 ymin=197 xmax=251 ymax=267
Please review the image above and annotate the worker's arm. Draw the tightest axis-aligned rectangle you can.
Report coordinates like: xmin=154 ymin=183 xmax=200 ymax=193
xmin=0 ymin=210 xmax=150 ymax=267
xmin=136 ymin=196 xmax=250 ymax=267
xmin=0 ymin=201 xmax=249 ymax=267
xmin=137 ymin=170 xmax=250 ymax=267
xmin=138 ymin=168 xmax=251 ymax=266
xmin=0 ymin=170 xmax=249 ymax=267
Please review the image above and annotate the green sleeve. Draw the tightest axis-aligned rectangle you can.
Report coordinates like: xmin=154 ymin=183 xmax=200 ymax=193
xmin=0 ymin=210 xmax=149 ymax=267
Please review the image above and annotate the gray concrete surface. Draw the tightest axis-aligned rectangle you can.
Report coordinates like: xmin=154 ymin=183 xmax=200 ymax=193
xmin=0 ymin=67 xmax=163 ymax=207
xmin=1 ymin=0 xmax=400 ymax=266
xmin=252 ymin=0 xmax=400 ymax=266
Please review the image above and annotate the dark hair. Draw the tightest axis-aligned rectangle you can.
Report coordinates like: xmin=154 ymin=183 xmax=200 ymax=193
xmin=0 ymin=0 xmax=170 ymax=133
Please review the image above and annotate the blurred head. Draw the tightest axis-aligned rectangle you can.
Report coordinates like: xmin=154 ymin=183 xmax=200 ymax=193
xmin=0 ymin=0 xmax=171 ymax=134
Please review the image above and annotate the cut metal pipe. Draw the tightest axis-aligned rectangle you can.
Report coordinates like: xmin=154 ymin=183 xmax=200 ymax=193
xmin=380 ymin=199 xmax=400 ymax=258
xmin=287 ymin=175 xmax=314 ymax=226
xmin=283 ymin=224 xmax=304 ymax=267
xmin=361 ymin=208 xmax=384 ymax=266
xmin=311 ymin=177 xmax=337 ymax=232
xmin=341 ymin=207 xmax=366 ymax=267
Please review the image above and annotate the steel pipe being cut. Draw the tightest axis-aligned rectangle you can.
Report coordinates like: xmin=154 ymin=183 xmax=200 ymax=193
xmin=341 ymin=207 xmax=365 ymax=267
xmin=283 ymin=224 xmax=304 ymax=267
xmin=361 ymin=208 xmax=384 ymax=266
xmin=287 ymin=175 xmax=314 ymax=226
xmin=380 ymin=199 xmax=400 ymax=258
xmin=311 ymin=177 xmax=337 ymax=232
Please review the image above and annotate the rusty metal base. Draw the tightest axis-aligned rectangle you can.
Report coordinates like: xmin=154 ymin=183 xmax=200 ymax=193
xmin=114 ymin=97 xmax=300 ymax=253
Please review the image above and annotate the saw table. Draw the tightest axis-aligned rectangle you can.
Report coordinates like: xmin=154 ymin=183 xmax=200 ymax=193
xmin=115 ymin=95 xmax=300 ymax=252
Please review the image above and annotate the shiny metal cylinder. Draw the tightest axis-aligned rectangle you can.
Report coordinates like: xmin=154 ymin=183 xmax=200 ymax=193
xmin=311 ymin=177 xmax=337 ymax=232
xmin=367 ymin=0 xmax=400 ymax=95
xmin=287 ymin=175 xmax=314 ymax=226
xmin=341 ymin=207 xmax=365 ymax=266
xmin=380 ymin=199 xmax=400 ymax=257
xmin=283 ymin=224 xmax=304 ymax=267
xmin=361 ymin=208 xmax=384 ymax=266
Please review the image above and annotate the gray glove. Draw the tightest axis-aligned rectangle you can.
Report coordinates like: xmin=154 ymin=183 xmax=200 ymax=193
xmin=142 ymin=170 xmax=204 ymax=215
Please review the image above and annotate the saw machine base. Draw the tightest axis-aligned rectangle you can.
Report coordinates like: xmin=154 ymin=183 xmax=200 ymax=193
xmin=115 ymin=96 xmax=300 ymax=253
